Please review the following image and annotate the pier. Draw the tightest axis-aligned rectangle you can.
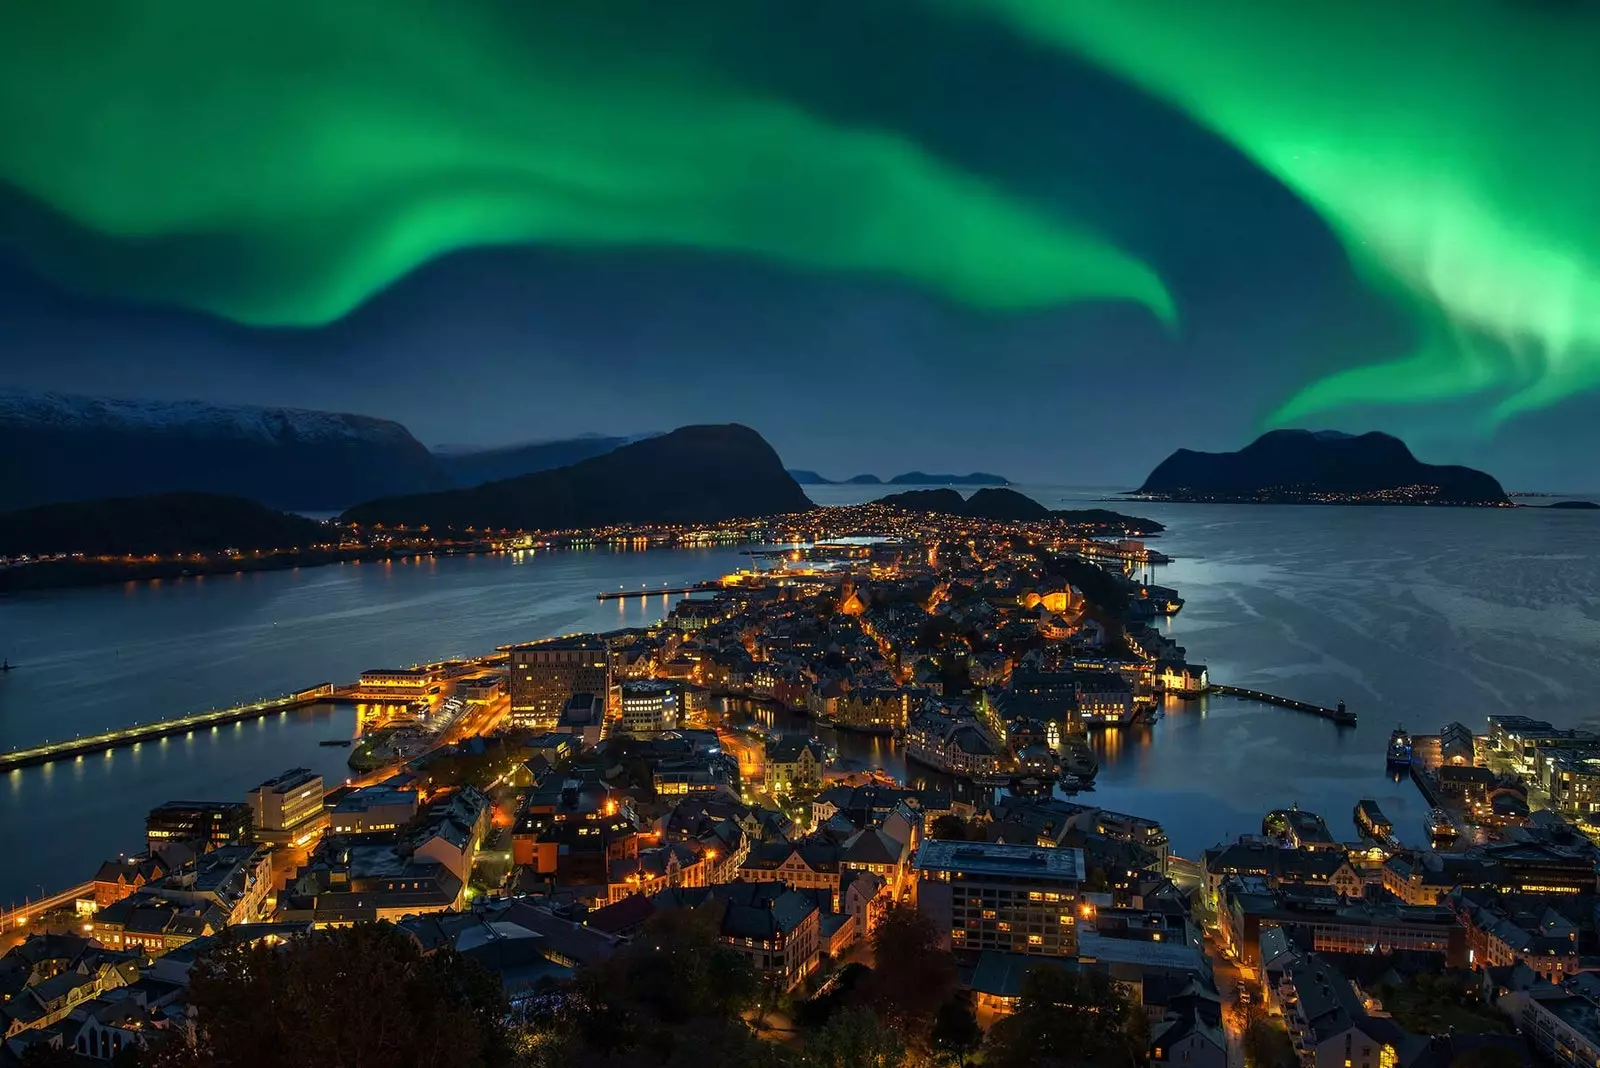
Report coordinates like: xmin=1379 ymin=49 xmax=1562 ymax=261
xmin=0 ymin=685 xmax=334 ymax=773
xmin=595 ymin=582 xmax=718 ymax=601
xmin=1209 ymin=684 xmax=1357 ymax=725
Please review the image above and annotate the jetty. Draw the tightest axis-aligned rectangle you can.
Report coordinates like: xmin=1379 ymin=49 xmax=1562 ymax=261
xmin=1209 ymin=684 xmax=1357 ymax=725
xmin=0 ymin=685 xmax=334 ymax=773
xmin=596 ymin=582 xmax=718 ymax=601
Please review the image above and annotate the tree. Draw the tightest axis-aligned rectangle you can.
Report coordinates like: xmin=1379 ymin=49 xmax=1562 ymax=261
xmin=802 ymin=1007 xmax=905 ymax=1068
xmin=984 ymin=967 xmax=1145 ymax=1068
xmin=1449 ymin=1044 xmax=1524 ymax=1068
xmin=141 ymin=923 xmax=511 ymax=1068
xmin=1243 ymin=1016 xmax=1297 ymax=1068
xmin=532 ymin=902 xmax=766 ymax=1067
xmin=928 ymin=814 xmax=978 ymax=841
xmin=863 ymin=905 xmax=957 ymax=1041
xmin=930 ymin=999 xmax=982 ymax=1067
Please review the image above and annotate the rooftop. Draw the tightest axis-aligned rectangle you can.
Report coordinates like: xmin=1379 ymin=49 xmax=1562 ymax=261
xmin=915 ymin=839 xmax=1085 ymax=882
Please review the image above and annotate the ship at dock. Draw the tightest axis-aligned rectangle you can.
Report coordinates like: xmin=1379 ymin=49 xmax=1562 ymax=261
xmin=1387 ymin=727 xmax=1414 ymax=769
xmin=1354 ymin=799 xmax=1393 ymax=842
xmin=1426 ymin=808 xmax=1458 ymax=841
xmin=1058 ymin=736 xmax=1100 ymax=792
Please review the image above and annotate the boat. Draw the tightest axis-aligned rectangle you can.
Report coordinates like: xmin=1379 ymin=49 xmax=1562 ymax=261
xmin=1060 ymin=774 xmax=1097 ymax=793
xmin=1426 ymin=808 xmax=1458 ymax=840
xmin=1354 ymin=799 xmax=1392 ymax=840
xmin=1387 ymin=727 xmax=1414 ymax=769
xmin=319 ymin=738 xmax=354 ymax=747
xmin=1059 ymin=738 xmax=1100 ymax=781
xmin=1008 ymin=775 xmax=1054 ymax=798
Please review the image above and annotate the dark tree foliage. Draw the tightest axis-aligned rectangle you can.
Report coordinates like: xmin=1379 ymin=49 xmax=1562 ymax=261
xmin=984 ymin=967 xmax=1146 ymax=1068
xmin=1243 ymin=1016 xmax=1298 ymax=1068
xmin=930 ymin=999 xmax=982 ymax=1067
xmin=862 ymin=905 xmax=956 ymax=1040
xmin=138 ymin=923 xmax=511 ymax=1068
xmin=525 ymin=903 xmax=767 ymax=1067
xmin=928 ymin=814 xmax=980 ymax=841
xmin=800 ymin=1007 xmax=905 ymax=1068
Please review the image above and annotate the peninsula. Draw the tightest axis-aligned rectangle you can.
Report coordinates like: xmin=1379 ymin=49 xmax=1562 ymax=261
xmin=1136 ymin=430 xmax=1510 ymax=506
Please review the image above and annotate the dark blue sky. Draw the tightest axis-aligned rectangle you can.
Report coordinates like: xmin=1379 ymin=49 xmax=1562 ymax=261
xmin=1 ymin=0 xmax=1595 ymax=490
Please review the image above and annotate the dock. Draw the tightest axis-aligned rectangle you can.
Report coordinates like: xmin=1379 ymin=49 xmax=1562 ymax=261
xmin=595 ymin=582 xmax=718 ymax=601
xmin=1209 ymin=684 xmax=1357 ymax=725
xmin=0 ymin=685 xmax=334 ymax=773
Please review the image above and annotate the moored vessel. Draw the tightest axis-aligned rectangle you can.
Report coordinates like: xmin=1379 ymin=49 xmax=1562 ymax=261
xmin=1387 ymin=727 xmax=1413 ymax=769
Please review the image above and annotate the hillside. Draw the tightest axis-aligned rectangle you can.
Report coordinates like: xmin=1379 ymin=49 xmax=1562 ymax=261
xmin=1138 ymin=430 xmax=1509 ymax=505
xmin=874 ymin=488 xmax=1160 ymax=532
xmin=0 ymin=492 xmax=330 ymax=557
xmin=435 ymin=434 xmax=647 ymax=486
xmin=343 ymin=424 xmax=813 ymax=531
xmin=0 ymin=389 xmax=449 ymax=511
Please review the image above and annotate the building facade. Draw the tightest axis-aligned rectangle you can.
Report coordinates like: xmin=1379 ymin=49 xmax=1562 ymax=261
xmin=620 ymin=680 xmax=679 ymax=736
xmin=145 ymin=801 xmax=252 ymax=851
xmin=508 ymin=637 xmax=612 ymax=728
xmin=248 ymin=767 xmax=325 ymax=844
xmin=914 ymin=840 xmax=1085 ymax=957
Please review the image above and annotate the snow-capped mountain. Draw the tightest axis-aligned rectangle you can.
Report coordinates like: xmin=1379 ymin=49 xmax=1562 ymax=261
xmin=0 ymin=389 xmax=450 ymax=512
xmin=0 ymin=389 xmax=420 ymax=444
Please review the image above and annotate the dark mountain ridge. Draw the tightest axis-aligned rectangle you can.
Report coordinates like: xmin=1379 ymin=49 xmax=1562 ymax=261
xmin=343 ymin=424 xmax=813 ymax=531
xmin=1138 ymin=430 xmax=1509 ymax=505
xmin=435 ymin=434 xmax=650 ymax=486
xmin=0 ymin=492 xmax=329 ymax=557
xmin=0 ymin=389 xmax=449 ymax=511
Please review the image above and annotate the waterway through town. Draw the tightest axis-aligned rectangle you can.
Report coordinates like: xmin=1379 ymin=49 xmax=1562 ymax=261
xmin=4 ymin=490 xmax=1600 ymax=907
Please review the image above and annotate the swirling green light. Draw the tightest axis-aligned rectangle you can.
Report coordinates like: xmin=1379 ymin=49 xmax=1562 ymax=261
xmin=946 ymin=0 xmax=1600 ymax=425
xmin=0 ymin=0 xmax=1171 ymax=327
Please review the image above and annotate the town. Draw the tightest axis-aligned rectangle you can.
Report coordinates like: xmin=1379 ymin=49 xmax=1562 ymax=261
xmin=1 ymin=504 xmax=1590 ymax=1067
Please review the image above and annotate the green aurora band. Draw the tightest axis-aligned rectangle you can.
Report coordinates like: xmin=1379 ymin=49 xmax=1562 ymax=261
xmin=948 ymin=0 xmax=1600 ymax=426
xmin=0 ymin=1 xmax=1171 ymax=327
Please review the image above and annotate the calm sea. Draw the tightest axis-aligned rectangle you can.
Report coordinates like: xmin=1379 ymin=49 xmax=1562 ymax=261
xmin=3 ymin=490 xmax=1598 ymax=906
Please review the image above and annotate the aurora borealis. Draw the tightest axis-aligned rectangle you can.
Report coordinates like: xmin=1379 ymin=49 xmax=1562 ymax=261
xmin=950 ymin=0 xmax=1600 ymax=428
xmin=2 ymin=0 xmax=1597 ymax=484
xmin=0 ymin=0 xmax=1169 ymax=327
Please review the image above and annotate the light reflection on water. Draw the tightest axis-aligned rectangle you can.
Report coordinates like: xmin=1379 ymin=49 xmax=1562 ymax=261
xmin=4 ymin=493 xmax=1599 ymax=903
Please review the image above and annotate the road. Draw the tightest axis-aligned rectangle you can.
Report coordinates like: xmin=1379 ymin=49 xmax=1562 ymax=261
xmin=1204 ymin=927 xmax=1248 ymax=1068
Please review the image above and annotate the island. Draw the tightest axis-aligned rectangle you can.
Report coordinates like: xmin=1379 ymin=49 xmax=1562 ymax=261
xmin=1547 ymin=500 xmax=1600 ymax=510
xmin=342 ymin=424 xmax=814 ymax=530
xmin=785 ymin=470 xmax=1009 ymax=486
xmin=1136 ymin=429 xmax=1510 ymax=506
xmin=888 ymin=471 xmax=1010 ymax=486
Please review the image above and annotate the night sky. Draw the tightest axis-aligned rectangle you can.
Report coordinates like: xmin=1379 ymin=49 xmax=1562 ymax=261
xmin=2 ymin=1 xmax=1598 ymax=488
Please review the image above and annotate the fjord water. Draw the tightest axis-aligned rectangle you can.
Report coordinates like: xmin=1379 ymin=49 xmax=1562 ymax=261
xmin=4 ymin=494 xmax=1599 ymax=906
xmin=0 ymin=546 xmax=753 ymax=907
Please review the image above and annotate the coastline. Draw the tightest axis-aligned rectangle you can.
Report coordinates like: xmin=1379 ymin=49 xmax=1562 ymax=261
xmin=0 ymin=545 xmax=482 ymax=595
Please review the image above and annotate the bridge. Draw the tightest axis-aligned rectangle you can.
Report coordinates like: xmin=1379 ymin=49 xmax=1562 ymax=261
xmin=1209 ymin=685 xmax=1356 ymax=726
xmin=0 ymin=685 xmax=334 ymax=773
xmin=1 ymin=881 xmax=94 ymax=933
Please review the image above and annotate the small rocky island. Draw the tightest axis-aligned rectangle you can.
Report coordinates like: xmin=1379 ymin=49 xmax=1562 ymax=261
xmin=1136 ymin=430 xmax=1511 ymax=506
